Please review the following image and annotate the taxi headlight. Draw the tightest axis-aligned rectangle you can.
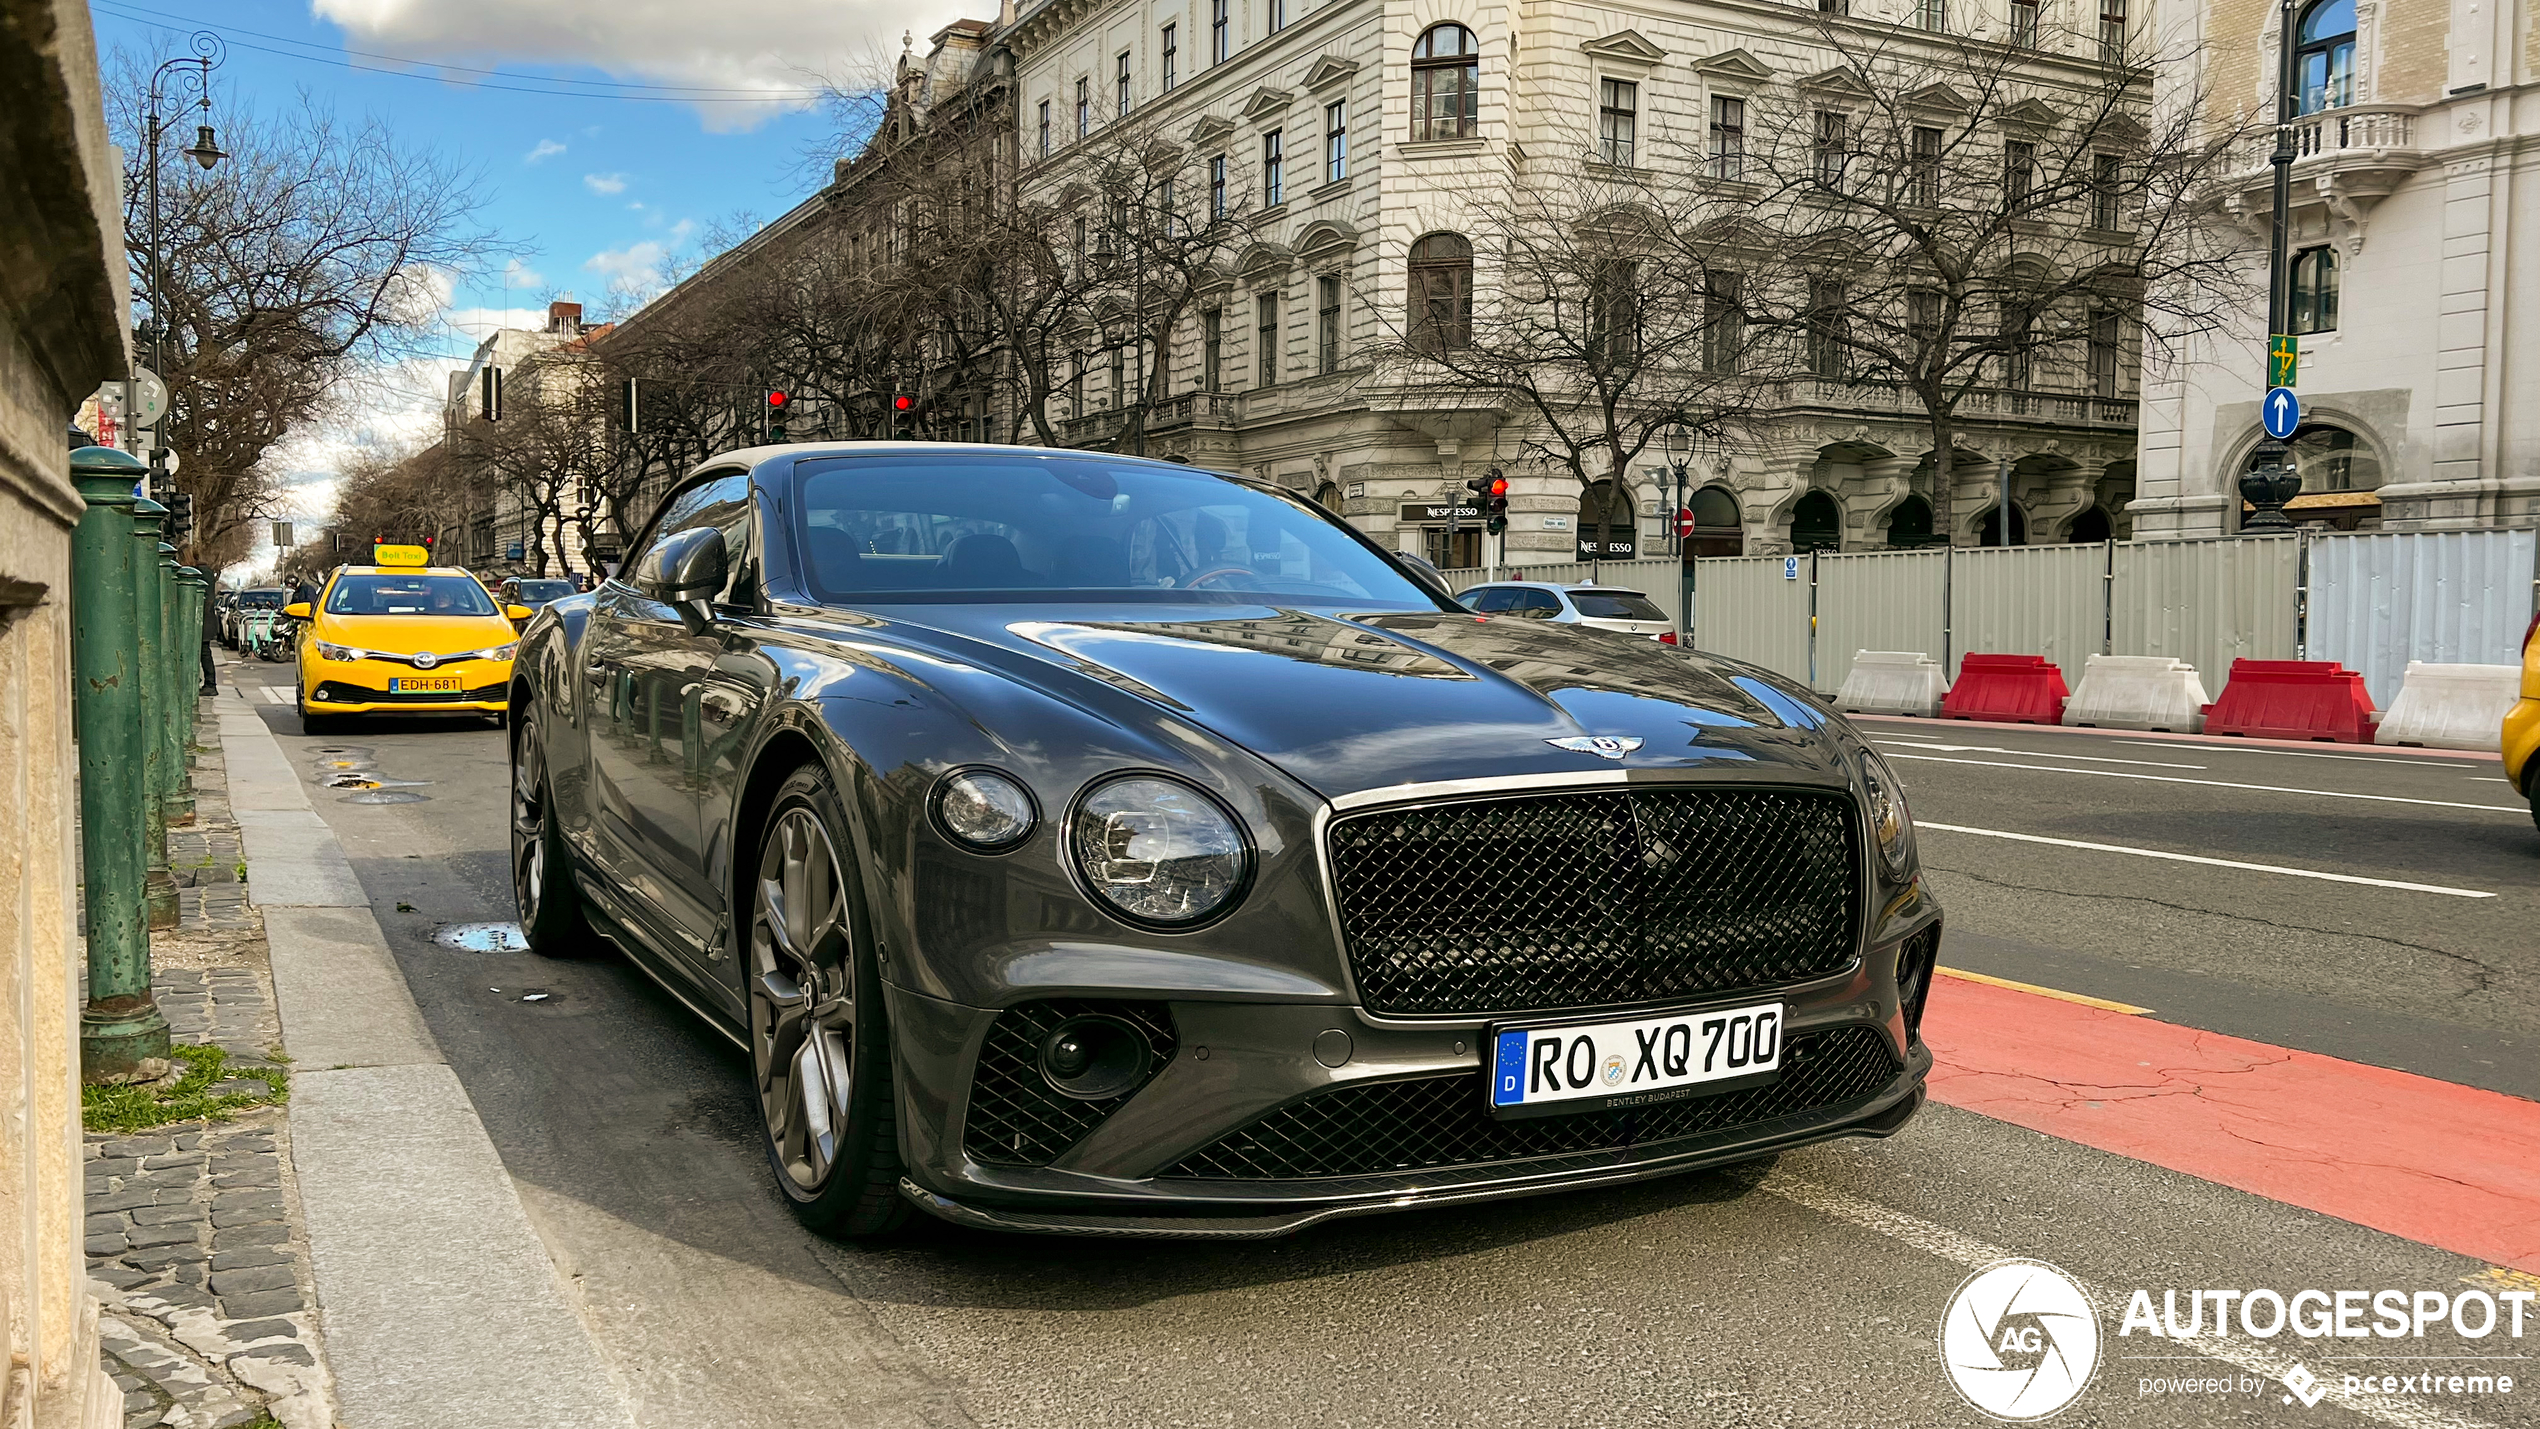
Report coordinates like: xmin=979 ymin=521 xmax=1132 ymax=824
xmin=1068 ymin=775 xmax=1251 ymax=926
xmin=471 ymin=643 xmax=518 ymax=662
xmin=315 ymin=641 xmax=364 ymax=662
xmin=1863 ymin=751 xmax=1916 ymax=878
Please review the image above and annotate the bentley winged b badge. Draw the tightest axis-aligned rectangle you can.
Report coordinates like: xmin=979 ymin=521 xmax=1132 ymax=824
xmin=1546 ymin=735 xmax=1643 ymax=760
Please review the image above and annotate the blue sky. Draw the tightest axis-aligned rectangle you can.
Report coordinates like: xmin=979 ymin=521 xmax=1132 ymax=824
xmin=90 ymin=0 xmax=971 ymax=571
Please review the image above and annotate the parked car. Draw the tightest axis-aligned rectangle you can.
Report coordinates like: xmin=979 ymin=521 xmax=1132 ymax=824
xmin=508 ymin=442 xmax=1938 ymax=1240
xmin=223 ymin=588 xmax=285 ymax=648
xmin=499 ymin=577 xmax=581 ymax=629
xmin=1462 ymin=581 xmax=1677 ymax=641
xmin=2506 ymin=608 xmax=2539 ymax=835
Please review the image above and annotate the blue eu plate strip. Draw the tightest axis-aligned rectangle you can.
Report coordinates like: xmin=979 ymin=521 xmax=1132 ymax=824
xmin=1492 ymin=1030 xmax=1530 ymax=1106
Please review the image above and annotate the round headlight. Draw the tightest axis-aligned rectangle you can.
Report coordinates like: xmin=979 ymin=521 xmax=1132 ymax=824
xmin=934 ymin=769 xmax=1038 ymax=851
xmin=1863 ymin=752 xmax=1915 ymax=878
xmin=1069 ymin=775 xmax=1250 ymax=926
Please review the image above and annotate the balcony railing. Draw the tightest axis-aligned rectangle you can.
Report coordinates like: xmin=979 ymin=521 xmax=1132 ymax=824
xmin=1146 ymin=391 xmax=1240 ymax=431
xmin=1774 ymin=378 xmax=2138 ymax=428
xmin=2239 ymin=104 xmax=2419 ymax=172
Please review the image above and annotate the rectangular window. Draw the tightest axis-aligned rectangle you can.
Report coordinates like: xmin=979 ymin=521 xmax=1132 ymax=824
xmin=1160 ymin=176 xmax=1179 ymax=236
xmin=2100 ymin=0 xmax=2127 ymax=59
xmin=1914 ymin=0 xmax=1946 ymax=31
xmin=1598 ymin=79 xmax=1638 ymax=167
xmin=2088 ymin=309 xmax=2121 ymax=396
xmin=1211 ymin=0 xmax=1229 ymax=64
xmin=2002 ymin=304 xmax=2035 ymax=389
xmin=1908 ymin=289 xmax=1942 ymax=349
xmin=1210 ymin=154 xmax=1227 ymax=217
xmin=1813 ymin=110 xmax=1849 ymax=190
xmin=2290 ymin=246 xmax=2339 ymax=334
xmin=1117 ymin=52 xmax=1132 ymax=117
xmin=2010 ymin=0 xmax=2039 ymax=45
xmin=1591 ymin=260 xmax=1638 ymax=363
xmin=2090 ymin=153 xmax=2122 ymax=229
xmin=1038 ymin=100 xmax=1051 ymax=157
xmin=1161 ymin=24 xmax=1177 ymax=91
xmin=1908 ymin=125 xmax=1941 ymax=206
xmin=1257 ymin=291 xmax=1280 ymax=386
xmin=1202 ymin=308 xmax=1223 ymax=391
xmin=1704 ymin=271 xmax=1743 ymax=373
xmin=1708 ymin=96 xmax=1745 ymax=180
xmin=1076 ymin=78 xmax=1090 ymax=138
xmin=1262 ymin=129 xmax=1284 ymax=206
xmin=1325 ymin=100 xmax=1347 ymax=182
xmin=1268 ymin=0 xmax=1285 ymax=32
xmin=1317 ymin=274 xmax=1342 ymax=373
xmin=1808 ymin=278 xmax=1847 ymax=380
xmin=1817 ymin=0 xmax=1848 ymax=12
xmin=2005 ymin=139 xmax=2036 ymax=210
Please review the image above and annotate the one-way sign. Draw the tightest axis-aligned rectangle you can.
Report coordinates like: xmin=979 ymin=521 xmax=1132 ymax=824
xmin=2262 ymin=386 xmax=2301 ymax=441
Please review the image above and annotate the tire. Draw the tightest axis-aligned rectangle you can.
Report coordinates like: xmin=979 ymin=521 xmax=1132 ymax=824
xmin=295 ymin=686 xmax=334 ymax=737
xmin=2527 ymin=766 xmax=2539 ymax=839
xmin=511 ymin=709 xmax=595 ymax=957
xmin=748 ymin=764 xmax=908 ymax=1238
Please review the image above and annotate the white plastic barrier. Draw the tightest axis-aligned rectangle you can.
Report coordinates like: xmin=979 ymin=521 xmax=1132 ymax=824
xmin=2060 ymin=654 xmax=2212 ymax=732
xmin=1835 ymin=651 xmax=1946 ymax=717
xmin=2372 ymin=661 xmax=2521 ymax=751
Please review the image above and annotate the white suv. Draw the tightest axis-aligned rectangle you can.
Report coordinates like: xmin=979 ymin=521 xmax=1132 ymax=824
xmin=1460 ymin=582 xmax=1676 ymax=641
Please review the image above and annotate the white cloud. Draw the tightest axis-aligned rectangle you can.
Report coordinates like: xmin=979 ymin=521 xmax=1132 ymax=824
xmin=524 ymin=138 xmax=567 ymax=163
xmin=501 ymin=256 xmax=546 ymax=289
xmin=585 ymin=240 xmax=670 ymax=292
xmin=314 ymin=0 xmax=965 ymax=131
xmin=583 ymin=172 xmax=628 ymax=195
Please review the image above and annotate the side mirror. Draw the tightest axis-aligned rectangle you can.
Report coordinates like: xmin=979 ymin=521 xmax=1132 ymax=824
xmin=636 ymin=526 xmax=728 ymax=603
xmin=505 ymin=604 xmax=534 ymax=622
xmin=1390 ymin=550 xmax=1458 ymax=606
xmin=283 ymin=602 xmax=311 ymax=619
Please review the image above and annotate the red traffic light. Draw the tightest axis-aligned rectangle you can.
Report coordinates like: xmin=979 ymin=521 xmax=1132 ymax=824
xmin=893 ymin=395 xmax=913 ymax=412
xmin=767 ymin=390 xmax=789 ymax=408
xmin=1488 ymin=476 xmax=1508 ymax=497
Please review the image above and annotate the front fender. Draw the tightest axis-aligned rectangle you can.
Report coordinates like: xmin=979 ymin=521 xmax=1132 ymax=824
xmin=515 ymin=595 xmax=600 ymax=838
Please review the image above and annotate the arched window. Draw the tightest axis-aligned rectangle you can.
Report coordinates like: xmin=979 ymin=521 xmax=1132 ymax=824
xmin=2066 ymin=506 xmax=2112 ymax=543
xmin=1884 ymin=494 xmax=1935 ymax=548
xmin=1577 ymin=480 xmax=1635 ymax=558
xmin=1977 ymin=503 xmax=2028 ymax=546
xmin=2250 ymin=423 xmax=2381 ymax=493
xmin=2294 ymin=0 xmax=2355 ymax=114
xmin=1411 ymin=25 xmax=1480 ymax=142
xmin=1789 ymin=491 xmax=1842 ymax=553
xmin=1688 ymin=485 xmax=1744 ymax=557
xmin=1407 ymin=233 xmax=1473 ymax=354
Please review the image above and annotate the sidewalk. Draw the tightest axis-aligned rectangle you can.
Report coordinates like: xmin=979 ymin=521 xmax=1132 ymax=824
xmin=86 ymin=700 xmax=338 ymax=1429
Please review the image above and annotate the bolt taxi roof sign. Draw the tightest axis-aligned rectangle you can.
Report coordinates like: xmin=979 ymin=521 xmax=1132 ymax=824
xmin=371 ymin=543 xmax=432 ymax=568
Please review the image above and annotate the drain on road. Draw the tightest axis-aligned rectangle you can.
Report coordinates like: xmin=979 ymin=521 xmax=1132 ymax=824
xmin=324 ymin=773 xmax=430 ymax=791
xmin=343 ymin=790 xmax=428 ymax=805
xmin=435 ymin=922 xmax=530 ymax=953
xmin=315 ymin=756 xmax=376 ymax=773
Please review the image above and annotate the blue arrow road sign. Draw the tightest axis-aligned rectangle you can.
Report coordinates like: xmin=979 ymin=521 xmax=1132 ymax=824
xmin=2262 ymin=386 xmax=2301 ymax=440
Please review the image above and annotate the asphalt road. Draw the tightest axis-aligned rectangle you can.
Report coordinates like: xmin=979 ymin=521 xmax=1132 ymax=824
xmin=219 ymin=660 xmax=2540 ymax=1429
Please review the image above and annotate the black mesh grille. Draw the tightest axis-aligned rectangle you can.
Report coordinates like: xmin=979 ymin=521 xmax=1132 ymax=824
xmin=1329 ymin=787 xmax=1861 ymax=1015
xmin=962 ymin=1000 xmax=1177 ymax=1167
xmin=1165 ymin=1025 xmax=1897 ymax=1180
xmin=318 ymin=680 xmax=507 ymax=705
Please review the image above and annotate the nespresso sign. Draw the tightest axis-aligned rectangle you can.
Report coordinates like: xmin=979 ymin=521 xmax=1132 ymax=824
xmin=1400 ymin=502 xmax=1481 ymax=521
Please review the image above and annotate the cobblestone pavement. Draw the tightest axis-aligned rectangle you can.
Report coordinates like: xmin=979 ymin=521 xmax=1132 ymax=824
xmin=87 ymin=696 xmax=339 ymax=1429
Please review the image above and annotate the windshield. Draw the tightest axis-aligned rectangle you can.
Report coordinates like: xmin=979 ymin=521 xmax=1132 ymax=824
xmin=512 ymin=580 xmax=577 ymax=603
xmin=324 ymin=574 xmax=498 ymax=617
xmin=237 ymin=590 xmax=284 ymax=610
xmin=1570 ymin=590 xmax=1666 ymax=621
xmin=793 ymin=454 xmax=1437 ymax=606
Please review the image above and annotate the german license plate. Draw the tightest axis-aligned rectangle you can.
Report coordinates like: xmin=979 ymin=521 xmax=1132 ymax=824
xmin=1488 ymin=1000 xmax=1784 ymax=1120
xmin=389 ymin=675 xmax=460 ymax=694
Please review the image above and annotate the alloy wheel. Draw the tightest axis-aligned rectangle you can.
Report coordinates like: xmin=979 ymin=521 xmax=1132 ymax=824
xmin=751 ymin=807 xmax=857 ymax=1193
xmin=511 ymin=721 xmax=546 ymax=926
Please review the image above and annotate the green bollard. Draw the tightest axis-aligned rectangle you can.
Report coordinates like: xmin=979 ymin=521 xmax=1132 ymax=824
xmin=130 ymin=499 xmax=178 ymax=929
xmin=70 ymin=448 xmax=171 ymax=1079
xmin=165 ymin=562 xmax=199 ymax=825
xmin=177 ymin=567 xmax=208 ymax=767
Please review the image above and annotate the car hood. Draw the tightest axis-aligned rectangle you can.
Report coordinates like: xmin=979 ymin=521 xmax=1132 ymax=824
xmin=854 ymin=602 xmax=1851 ymax=799
xmin=314 ymin=612 xmax=516 ymax=655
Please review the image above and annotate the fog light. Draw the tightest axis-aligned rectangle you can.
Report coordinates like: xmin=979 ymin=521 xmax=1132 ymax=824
xmin=313 ymin=685 xmax=332 ymax=702
xmin=1038 ymin=1015 xmax=1151 ymax=1101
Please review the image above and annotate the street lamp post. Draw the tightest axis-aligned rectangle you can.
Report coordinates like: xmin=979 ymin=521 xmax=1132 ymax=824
xmin=1665 ymin=423 xmax=1696 ymax=647
xmin=2240 ymin=0 xmax=2302 ymax=530
xmin=140 ymin=32 xmax=226 ymax=494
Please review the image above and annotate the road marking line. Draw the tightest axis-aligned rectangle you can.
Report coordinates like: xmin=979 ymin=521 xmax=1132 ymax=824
xmin=1918 ymin=822 xmax=2496 ymax=899
xmin=1882 ymin=753 xmax=2526 ymax=815
xmin=1933 ymin=966 xmax=2152 ymax=1014
xmin=1754 ymin=1169 xmax=2498 ymax=1429
xmin=260 ymin=685 xmax=293 ymax=704
xmin=1872 ymin=737 xmax=2206 ymax=769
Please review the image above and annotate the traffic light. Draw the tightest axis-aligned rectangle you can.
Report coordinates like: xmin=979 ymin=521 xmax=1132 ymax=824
xmin=165 ymin=491 xmax=194 ymax=544
xmin=765 ymin=389 xmax=790 ymax=442
xmin=893 ymin=394 xmax=913 ymax=413
xmin=1485 ymin=469 xmax=1509 ymax=535
xmin=1462 ymin=473 xmax=1490 ymax=513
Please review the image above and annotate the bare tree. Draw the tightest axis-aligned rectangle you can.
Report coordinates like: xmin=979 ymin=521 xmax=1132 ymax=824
xmin=1656 ymin=19 xmax=2253 ymax=539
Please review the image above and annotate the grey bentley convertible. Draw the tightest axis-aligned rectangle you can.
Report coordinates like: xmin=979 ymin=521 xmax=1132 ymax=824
xmin=507 ymin=443 xmax=1941 ymax=1238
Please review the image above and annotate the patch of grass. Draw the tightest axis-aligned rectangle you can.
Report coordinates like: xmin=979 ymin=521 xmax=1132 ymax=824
xmin=82 ymin=1044 xmax=288 ymax=1135
xmin=235 ymin=861 xmax=248 ymax=880
xmin=394 ymin=901 xmax=415 ymax=912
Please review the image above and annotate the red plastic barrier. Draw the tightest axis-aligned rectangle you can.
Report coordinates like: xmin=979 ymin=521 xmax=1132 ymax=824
xmin=2201 ymin=659 xmax=2378 ymax=743
xmin=1940 ymin=654 xmax=2071 ymax=724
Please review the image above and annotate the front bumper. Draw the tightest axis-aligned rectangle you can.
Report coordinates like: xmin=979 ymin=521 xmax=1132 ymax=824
xmin=304 ymin=659 xmax=512 ymax=716
xmin=884 ymin=927 xmax=1936 ymax=1238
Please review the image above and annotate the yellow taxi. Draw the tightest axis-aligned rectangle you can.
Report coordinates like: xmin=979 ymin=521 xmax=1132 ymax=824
xmin=288 ymin=545 xmax=530 ymax=734
xmin=2507 ymin=609 xmax=2539 ymax=834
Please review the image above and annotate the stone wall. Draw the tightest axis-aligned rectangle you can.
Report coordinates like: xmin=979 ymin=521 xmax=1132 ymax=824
xmin=0 ymin=1 xmax=137 ymax=1425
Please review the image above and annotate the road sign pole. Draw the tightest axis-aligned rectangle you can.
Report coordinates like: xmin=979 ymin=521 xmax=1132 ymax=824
xmin=2240 ymin=0 xmax=2303 ymax=533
